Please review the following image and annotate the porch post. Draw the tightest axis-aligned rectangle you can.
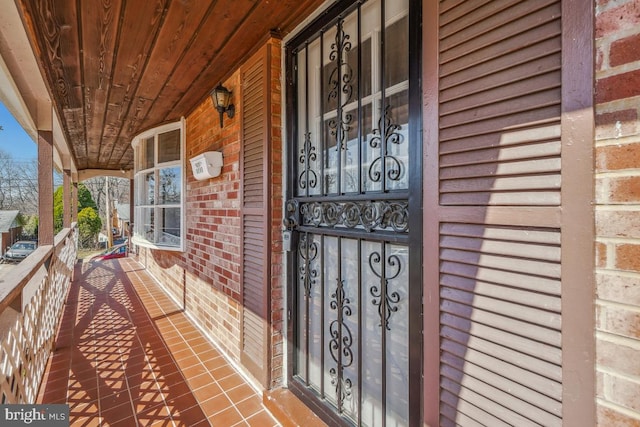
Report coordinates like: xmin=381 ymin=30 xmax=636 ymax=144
xmin=106 ymin=177 xmax=112 ymax=248
xmin=129 ymin=178 xmax=134 ymax=240
xmin=72 ymin=181 xmax=78 ymax=223
xmin=63 ymin=169 xmax=72 ymax=228
xmin=38 ymin=130 xmax=54 ymax=246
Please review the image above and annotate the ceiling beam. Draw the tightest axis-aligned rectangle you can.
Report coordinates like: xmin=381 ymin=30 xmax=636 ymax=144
xmin=79 ymin=169 xmax=133 ymax=181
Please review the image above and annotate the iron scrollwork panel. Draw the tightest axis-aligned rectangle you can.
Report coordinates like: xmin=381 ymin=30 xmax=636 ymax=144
xmin=300 ymin=200 xmax=408 ymax=232
xmin=361 ymin=241 xmax=410 ymax=425
xmin=298 ymin=132 xmax=318 ymax=191
xmin=327 ymin=22 xmax=354 ymax=153
xmin=298 ymin=233 xmax=319 ymax=297
xmin=368 ymin=250 xmax=402 ymax=331
xmin=369 ymin=104 xmax=406 ymax=188
xmin=329 ymin=278 xmax=354 ymax=408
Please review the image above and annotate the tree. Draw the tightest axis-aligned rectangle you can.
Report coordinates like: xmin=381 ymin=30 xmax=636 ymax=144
xmin=0 ymin=149 xmax=39 ymax=214
xmin=77 ymin=207 xmax=102 ymax=248
xmin=53 ymin=183 xmax=98 ymax=233
xmin=22 ymin=215 xmax=38 ymax=237
xmin=83 ymin=176 xmax=130 ymax=220
xmin=78 ymin=183 xmax=98 ymax=211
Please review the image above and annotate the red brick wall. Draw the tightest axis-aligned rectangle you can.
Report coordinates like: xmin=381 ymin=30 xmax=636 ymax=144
xmin=138 ymin=37 xmax=288 ymax=390
xmin=595 ymin=0 xmax=640 ymax=424
xmin=139 ymin=69 xmax=244 ymax=360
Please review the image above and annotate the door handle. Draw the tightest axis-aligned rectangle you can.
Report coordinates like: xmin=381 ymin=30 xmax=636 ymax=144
xmin=282 ymin=200 xmax=300 ymax=251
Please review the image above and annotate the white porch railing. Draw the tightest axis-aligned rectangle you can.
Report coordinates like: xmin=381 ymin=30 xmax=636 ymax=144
xmin=0 ymin=225 xmax=77 ymax=403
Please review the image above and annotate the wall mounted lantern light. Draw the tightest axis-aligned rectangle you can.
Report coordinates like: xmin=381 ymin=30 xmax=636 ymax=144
xmin=210 ymin=84 xmax=235 ymax=128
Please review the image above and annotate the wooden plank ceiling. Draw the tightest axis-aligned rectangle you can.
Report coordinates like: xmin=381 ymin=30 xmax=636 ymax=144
xmin=17 ymin=0 xmax=324 ymax=172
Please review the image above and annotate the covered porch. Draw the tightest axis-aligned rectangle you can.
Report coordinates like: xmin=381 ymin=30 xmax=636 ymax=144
xmin=0 ymin=0 xmax=327 ymax=424
xmin=36 ymin=256 xmax=280 ymax=426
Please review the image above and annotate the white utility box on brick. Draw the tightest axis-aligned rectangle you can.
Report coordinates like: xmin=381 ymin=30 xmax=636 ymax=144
xmin=189 ymin=151 xmax=223 ymax=180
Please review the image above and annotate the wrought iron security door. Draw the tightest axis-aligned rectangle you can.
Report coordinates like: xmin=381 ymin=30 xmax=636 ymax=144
xmin=285 ymin=0 xmax=421 ymax=425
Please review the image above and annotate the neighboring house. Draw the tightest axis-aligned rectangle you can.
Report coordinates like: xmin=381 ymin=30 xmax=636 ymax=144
xmin=0 ymin=210 xmax=22 ymax=257
xmin=1 ymin=0 xmax=639 ymax=426
xmin=115 ymin=203 xmax=130 ymax=238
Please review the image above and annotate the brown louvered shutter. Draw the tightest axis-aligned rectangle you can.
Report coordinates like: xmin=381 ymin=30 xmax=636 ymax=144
xmin=240 ymin=44 xmax=271 ymax=387
xmin=428 ymin=1 xmax=567 ymax=425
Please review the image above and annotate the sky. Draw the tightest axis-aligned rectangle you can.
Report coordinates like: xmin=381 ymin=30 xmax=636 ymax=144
xmin=0 ymin=102 xmax=37 ymax=161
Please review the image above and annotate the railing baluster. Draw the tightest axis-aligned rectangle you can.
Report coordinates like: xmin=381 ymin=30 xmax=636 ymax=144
xmin=0 ymin=225 xmax=77 ymax=403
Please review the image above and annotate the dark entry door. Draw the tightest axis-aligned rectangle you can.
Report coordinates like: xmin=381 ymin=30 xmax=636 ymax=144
xmin=285 ymin=0 xmax=421 ymax=425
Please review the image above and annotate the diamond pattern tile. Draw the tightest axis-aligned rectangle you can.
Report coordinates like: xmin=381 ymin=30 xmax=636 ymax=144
xmin=37 ymin=257 xmax=280 ymax=427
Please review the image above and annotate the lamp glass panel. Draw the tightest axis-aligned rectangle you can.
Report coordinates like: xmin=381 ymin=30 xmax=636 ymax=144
xmin=214 ymin=87 xmax=230 ymax=109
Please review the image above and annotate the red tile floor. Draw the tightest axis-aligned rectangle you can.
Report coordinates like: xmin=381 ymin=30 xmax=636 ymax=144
xmin=37 ymin=257 xmax=280 ymax=427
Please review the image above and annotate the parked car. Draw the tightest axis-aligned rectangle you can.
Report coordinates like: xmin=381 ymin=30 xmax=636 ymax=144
xmin=1 ymin=241 xmax=37 ymax=263
xmin=91 ymin=244 xmax=128 ymax=261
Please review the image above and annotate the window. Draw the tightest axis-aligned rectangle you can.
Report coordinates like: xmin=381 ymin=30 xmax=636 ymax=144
xmin=132 ymin=120 xmax=184 ymax=250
